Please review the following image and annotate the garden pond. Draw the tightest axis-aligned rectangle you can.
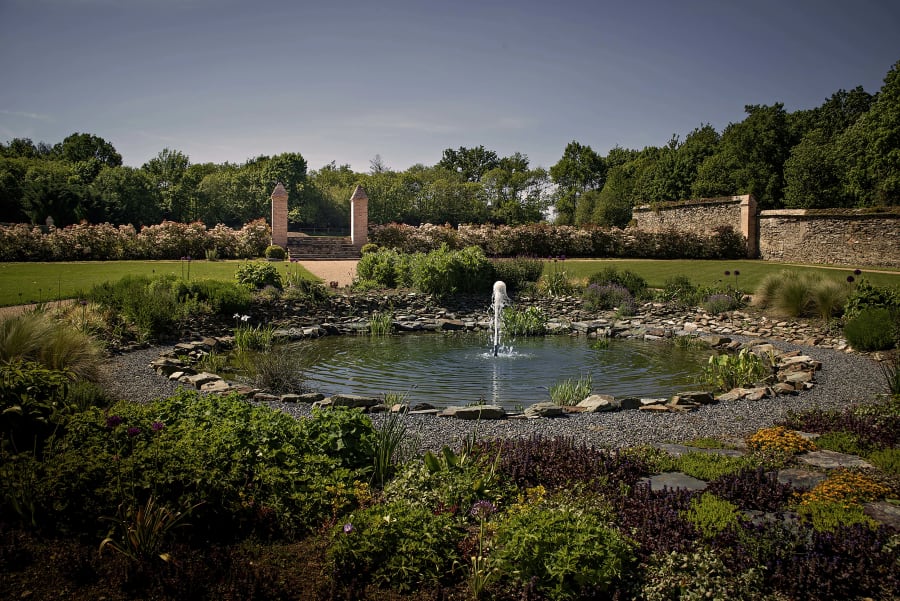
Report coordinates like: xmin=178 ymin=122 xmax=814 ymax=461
xmin=292 ymin=334 xmax=713 ymax=409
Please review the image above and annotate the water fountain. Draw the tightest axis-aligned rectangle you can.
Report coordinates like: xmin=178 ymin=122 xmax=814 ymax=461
xmin=491 ymin=281 xmax=509 ymax=356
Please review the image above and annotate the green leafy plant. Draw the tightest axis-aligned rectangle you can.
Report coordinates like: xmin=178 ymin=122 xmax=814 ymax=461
xmin=241 ymin=346 xmax=307 ymax=394
xmin=682 ymin=492 xmax=741 ymax=539
xmin=233 ymin=317 xmax=275 ymax=352
xmin=326 ymin=501 xmax=463 ymax=593
xmin=492 ymin=500 xmax=632 ymax=600
xmin=235 ymin=260 xmax=283 ymax=289
xmin=672 ymin=452 xmax=755 ymax=481
xmin=501 ymin=306 xmax=547 ymax=336
xmin=491 ymin=257 xmax=544 ymax=292
xmin=549 ymin=374 xmax=592 ymax=406
xmin=844 ymin=307 xmax=898 ymax=351
xmin=587 ymin=266 xmax=648 ymax=298
xmin=795 ymin=500 xmax=878 ymax=533
xmin=640 ymin=548 xmax=764 ymax=601
xmin=867 ymin=447 xmax=900 ymax=476
xmin=701 ymin=348 xmax=769 ymax=392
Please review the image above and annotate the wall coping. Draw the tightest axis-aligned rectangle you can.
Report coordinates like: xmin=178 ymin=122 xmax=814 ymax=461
xmin=761 ymin=207 xmax=900 ymax=218
xmin=633 ymin=195 xmax=747 ymax=213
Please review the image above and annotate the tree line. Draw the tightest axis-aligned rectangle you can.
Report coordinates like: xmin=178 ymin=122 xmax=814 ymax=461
xmin=2 ymin=60 xmax=897 ymax=230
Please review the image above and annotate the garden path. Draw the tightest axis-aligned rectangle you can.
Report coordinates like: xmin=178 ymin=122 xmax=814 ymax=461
xmin=296 ymin=259 xmax=358 ymax=288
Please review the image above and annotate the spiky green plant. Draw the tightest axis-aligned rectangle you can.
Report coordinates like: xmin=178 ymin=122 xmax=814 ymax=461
xmin=549 ymin=374 xmax=593 ymax=406
xmin=0 ymin=312 xmax=102 ymax=381
xmin=369 ymin=311 xmax=394 ymax=336
xmin=810 ymin=278 xmax=848 ymax=321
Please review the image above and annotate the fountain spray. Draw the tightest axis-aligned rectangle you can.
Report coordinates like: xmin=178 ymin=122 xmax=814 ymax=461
xmin=492 ymin=281 xmax=509 ymax=356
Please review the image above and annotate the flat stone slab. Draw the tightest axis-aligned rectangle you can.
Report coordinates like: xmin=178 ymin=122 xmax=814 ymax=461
xmin=775 ymin=468 xmax=826 ymax=491
xmin=798 ymin=449 xmax=874 ymax=470
xmin=524 ymin=401 xmax=565 ymax=418
xmin=653 ymin=443 xmax=745 ymax=458
xmin=439 ymin=405 xmax=507 ymax=420
xmin=641 ymin=472 xmax=708 ymax=492
xmin=863 ymin=502 xmax=900 ymax=530
xmin=577 ymin=394 xmax=619 ymax=412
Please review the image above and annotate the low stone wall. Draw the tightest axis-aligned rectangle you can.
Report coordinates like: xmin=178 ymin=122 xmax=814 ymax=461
xmin=758 ymin=208 xmax=900 ymax=267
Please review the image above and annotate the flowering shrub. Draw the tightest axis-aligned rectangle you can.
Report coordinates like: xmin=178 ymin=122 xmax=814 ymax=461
xmin=0 ymin=219 xmax=270 ymax=261
xmin=746 ymin=426 xmax=816 ymax=456
xmin=370 ymin=222 xmax=747 ymax=259
xmin=583 ymin=283 xmax=635 ymax=312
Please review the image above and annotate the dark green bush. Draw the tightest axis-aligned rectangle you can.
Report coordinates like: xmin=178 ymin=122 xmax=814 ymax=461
xmin=0 ymin=359 xmax=70 ymax=455
xmin=3 ymin=390 xmax=365 ymax=538
xmin=355 ymin=247 xmax=411 ymax=288
xmin=235 ymin=261 xmax=283 ymax=289
xmin=491 ymin=257 xmax=544 ymax=292
xmin=411 ymin=245 xmax=493 ymax=296
xmin=173 ymin=279 xmax=252 ymax=315
xmin=583 ymin=283 xmax=635 ymax=312
xmin=301 ymin=407 xmax=376 ymax=471
xmin=587 ymin=266 xmax=648 ymax=298
xmin=264 ymin=244 xmax=286 ymax=260
xmin=844 ymin=307 xmax=897 ymax=351
xmin=844 ymin=278 xmax=900 ymax=320
xmin=660 ymin=275 xmax=699 ymax=306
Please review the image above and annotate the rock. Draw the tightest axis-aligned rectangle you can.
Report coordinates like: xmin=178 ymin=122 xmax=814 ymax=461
xmin=296 ymin=392 xmax=325 ymax=403
xmin=783 ymin=371 xmax=814 ymax=385
xmin=863 ymin=501 xmax=900 ymax=530
xmin=672 ymin=390 xmax=715 ymax=405
xmin=577 ymin=394 xmax=620 ymax=412
xmin=438 ymin=319 xmax=466 ymax=331
xmin=743 ymin=387 xmax=770 ymax=401
xmin=639 ymin=404 xmax=671 ymax=412
xmin=642 ymin=472 xmax=708 ymax=492
xmin=524 ymin=401 xmax=565 ymax=418
xmin=200 ymin=380 xmax=231 ymax=393
xmin=772 ymin=382 xmax=797 ymax=395
xmin=775 ymin=468 xmax=826 ymax=491
xmin=619 ymin=396 xmax=642 ymax=410
xmin=253 ymin=393 xmax=280 ymax=402
xmin=799 ymin=449 xmax=874 ymax=470
xmin=280 ymin=394 xmax=301 ymax=403
xmin=185 ymin=372 xmax=221 ymax=388
xmin=411 ymin=402 xmax=437 ymax=411
xmin=640 ymin=397 xmax=667 ymax=406
xmin=324 ymin=394 xmax=381 ymax=409
xmin=700 ymin=335 xmax=731 ymax=347
xmin=438 ymin=405 xmax=507 ymax=420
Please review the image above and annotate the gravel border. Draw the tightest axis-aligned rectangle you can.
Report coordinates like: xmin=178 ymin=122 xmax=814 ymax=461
xmin=99 ymin=336 xmax=889 ymax=452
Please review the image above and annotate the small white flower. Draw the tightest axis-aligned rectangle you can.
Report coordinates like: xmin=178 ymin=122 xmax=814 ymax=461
xmin=233 ymin=313 xmax=240 ymax=320
xmin=241 ymin=315 xmax=250 ymax=322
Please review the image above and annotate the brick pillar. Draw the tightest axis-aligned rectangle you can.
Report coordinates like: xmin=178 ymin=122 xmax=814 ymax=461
xmin=739 ymin=194 xmax=758 ymax=258
xmin=270 ymin=183 xmax=288 ymax=249
xmin=350 ymin=185 xmax=369 ymax=249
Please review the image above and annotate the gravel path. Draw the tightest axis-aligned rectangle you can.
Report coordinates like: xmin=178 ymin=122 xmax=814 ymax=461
xmin=100 ymin=337 xmax=889 ymax=452
xmin=297 ymin=260 xmax=358 ymax=287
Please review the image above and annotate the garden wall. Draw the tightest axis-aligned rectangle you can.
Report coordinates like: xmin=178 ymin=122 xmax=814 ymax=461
xmin=758 ymin=208 xmax=900 ymax=268
xmin=632 ymin=195 xmax=757 ymax=258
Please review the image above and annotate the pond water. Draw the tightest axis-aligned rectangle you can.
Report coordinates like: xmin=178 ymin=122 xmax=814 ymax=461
xmin=293 ymin=334 xmax=711 ymax=410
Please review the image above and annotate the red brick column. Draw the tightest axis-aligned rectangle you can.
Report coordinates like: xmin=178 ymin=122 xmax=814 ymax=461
xmin=270 ymin=183 xmax=288 ymax=249
xmin=350 ymin=185 xmax=368 ymax=249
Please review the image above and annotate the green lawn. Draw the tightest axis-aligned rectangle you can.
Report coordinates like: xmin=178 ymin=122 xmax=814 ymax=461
xmin=1 ymin=258 xmax=898 ymax=308
xmin=548 ymin=258 xmax=900 ymax=290
xmin=0 ymin=260 xmax=318 ymax=307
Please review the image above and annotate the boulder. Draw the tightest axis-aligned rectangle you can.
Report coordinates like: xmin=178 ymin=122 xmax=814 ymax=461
xmin=577 ymin=394 xmax=620 ymax=412
xmin=799 ymin=449 xmax=874 ymax=470
xmin=185 ymin=372 xmax=221 ymax=389
xmin=200 ymin=380 xmax=231 ymax=393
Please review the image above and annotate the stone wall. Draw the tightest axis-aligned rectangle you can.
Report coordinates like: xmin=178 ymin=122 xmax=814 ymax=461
xmin=758 ymin=208 xmax=900 ymax=267
xmin=632 ymin=195 xmax=757 ymax=257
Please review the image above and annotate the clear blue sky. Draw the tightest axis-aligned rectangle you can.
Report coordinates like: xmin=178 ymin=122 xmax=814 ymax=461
xmin=1 ymin=0 xmax=898 ymax=173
